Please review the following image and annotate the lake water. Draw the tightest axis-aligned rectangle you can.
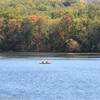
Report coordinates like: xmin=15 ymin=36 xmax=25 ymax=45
xmin=0 ymin=53 xmax=100 ymax=100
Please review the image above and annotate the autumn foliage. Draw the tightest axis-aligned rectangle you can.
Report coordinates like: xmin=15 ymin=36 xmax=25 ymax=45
xmin=28 ymin=16 xmax=40 ymax=22
xmin=0 ymin=1 xmax=100 ymax=52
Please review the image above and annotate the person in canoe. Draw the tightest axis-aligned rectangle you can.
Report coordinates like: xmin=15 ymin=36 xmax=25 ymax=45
xmin=45 ymin=60 xmax=51 ymax=64
xmin=39 ymin=60 xmax=51 ymax=64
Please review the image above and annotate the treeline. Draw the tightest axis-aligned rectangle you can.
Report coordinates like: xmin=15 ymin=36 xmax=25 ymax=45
xmin=0 ymin=1 xmax=100 ymax=52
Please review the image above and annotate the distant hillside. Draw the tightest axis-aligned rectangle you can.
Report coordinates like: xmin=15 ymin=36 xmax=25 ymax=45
xmin=0 ymin=0 xmax=99 ymax=18
xmin=0 ymin=0 xmax=77 ymax=17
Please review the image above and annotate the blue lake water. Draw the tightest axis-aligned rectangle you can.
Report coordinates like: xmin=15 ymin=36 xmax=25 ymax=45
xmin=0 ymin=54 xmax=100 ymax=100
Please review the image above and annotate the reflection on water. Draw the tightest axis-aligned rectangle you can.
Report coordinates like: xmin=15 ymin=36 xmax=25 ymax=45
xmin=0 ymin=53 xmax=100 ymax=100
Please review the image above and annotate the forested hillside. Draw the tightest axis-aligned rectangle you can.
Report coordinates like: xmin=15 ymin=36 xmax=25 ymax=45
xmin=0 ymin=0 xmax=100 ymax=52
xmin=0 ymin=0 xmax=75 ymax=17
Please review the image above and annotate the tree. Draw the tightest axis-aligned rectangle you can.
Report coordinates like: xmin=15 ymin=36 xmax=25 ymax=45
xmin=66 ymin=39 xmax=80 ymax=52
xmin=32 ymin=17 xmax=49 ymax=51
xmin=18 ymin=18 xmax=33 ymax=51
xmin=0 ymin=18 xmax=21 ymax=51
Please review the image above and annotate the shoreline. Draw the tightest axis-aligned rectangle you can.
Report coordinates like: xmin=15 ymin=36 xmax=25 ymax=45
xmin=0 ymin=52 xmax=100 ymax=58
xmin=0 ymin=51 xmax=100 ymax=54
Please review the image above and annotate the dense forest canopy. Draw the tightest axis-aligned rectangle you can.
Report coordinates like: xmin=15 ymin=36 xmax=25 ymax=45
xmin=0 ymin=0 xmax=100 ymax=52
xmin=0 ymin=0 xmax=76 ymax=17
